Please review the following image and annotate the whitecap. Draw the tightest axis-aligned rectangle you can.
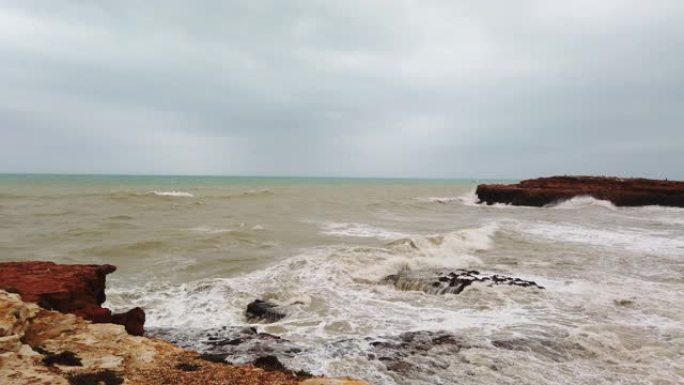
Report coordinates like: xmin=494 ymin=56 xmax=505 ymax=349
xmin=520 ymin=222 xmax=684 ymax=255
xmin=546 ymin=196 xmax=616 ymax=210
xmin=151 ymin=191 xmax=194 ymax=198
xmin=320 ymin=222 xmax=409 ymax=240
xmin=188 ymin=226 xmax=232 ymax=234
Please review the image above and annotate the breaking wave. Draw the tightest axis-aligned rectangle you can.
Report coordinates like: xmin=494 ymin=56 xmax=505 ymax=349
xmin=546 ymin=196 xmax=616 ymax=210
xmin=320 ymin=222 xmax=409 ymax=240
xmin=520 ymin=222 xmax=684 ymax=255
xmin=107 ymin=223 xmax=501 ymax=329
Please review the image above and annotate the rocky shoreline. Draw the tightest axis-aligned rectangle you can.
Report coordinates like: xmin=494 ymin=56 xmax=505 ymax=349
xmin=0 ymin=261 xmax=145 ymax=336
xmin=476 ymin=176 xmax=684 ymax=207
xmin=0 ymin=262 xmax=367 ymax=385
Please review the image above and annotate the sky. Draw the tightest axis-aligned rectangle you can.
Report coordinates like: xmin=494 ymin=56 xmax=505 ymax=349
xmin=1 ymin=1 xmax=683 ymax=179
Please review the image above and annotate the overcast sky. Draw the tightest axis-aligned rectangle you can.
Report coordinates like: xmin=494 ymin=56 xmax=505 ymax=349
xmin=1 ymin=1 xmax=682 ymax=179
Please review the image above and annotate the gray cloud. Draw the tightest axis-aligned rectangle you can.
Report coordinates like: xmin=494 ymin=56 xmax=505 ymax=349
xmin=1 ymin=0 xmax=683 ymax=178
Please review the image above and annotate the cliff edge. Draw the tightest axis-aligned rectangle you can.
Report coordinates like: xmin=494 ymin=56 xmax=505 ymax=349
xmin=0 ymin=262 xmax=368 ymax=385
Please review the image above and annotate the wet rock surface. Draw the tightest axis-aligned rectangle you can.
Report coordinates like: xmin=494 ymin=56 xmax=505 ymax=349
xmin=0 ymin=290 xmax=369 ymax=385
xmin=0 ymin=261 xmax=145 ymax=335
xmin=149 ymin=325 xmax=305 ymax=364
xmin=367 ymin=331 xmax=466 ymax=375
xmin=381 ymin=269 xmax=544 ymax=295
xmin=476 ymin=175 xmax=684 ymax=207
xmin=246 ymin=299 xmax=287 ymax=323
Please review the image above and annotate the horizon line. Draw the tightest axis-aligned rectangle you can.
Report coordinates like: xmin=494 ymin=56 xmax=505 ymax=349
xmin=0 ymin=172 xmax=518 ymax=181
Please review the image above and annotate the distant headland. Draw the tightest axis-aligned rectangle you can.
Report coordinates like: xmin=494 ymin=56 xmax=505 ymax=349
xmin=476 ymin=176 xmax=684 ymax=207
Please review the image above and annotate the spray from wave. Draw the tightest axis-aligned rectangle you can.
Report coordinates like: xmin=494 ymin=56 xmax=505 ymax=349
xmin=107 ymin=223 xmax=501 ymax=329
xmin=545 ymin=196 xmax=616 ymax=210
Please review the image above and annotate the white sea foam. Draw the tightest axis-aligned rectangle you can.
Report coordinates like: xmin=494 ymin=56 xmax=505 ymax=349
xmin=188 ymin=226 xmax=233 ymax=234
xmin=419 ymin=196 xmax=462 ymax=204
xmin=546 ymin=196 xmax=617 ymax=210
xmin=110 ymin=223 xmax=501 ymax=329
xmin=320 ymin=222 xmax=409 ymax=240
xmin=623 ymin=205 xmax=684 ymax=226
xmin=104 ymin=214 xmax=684 ymax=384
xmin=520 ymin=222 xmax=684 ymax=255
xmin=151 ymin=191 xmax=194 ymax=198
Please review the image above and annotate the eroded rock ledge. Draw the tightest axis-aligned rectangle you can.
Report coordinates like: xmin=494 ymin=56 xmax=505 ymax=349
xmin=0 ymin=290 xmax=366 ymax=385
xmin=0 ymin=261 xmax=144 ymax=336
xmin=476 ymin=176 xmax=684 ymax=207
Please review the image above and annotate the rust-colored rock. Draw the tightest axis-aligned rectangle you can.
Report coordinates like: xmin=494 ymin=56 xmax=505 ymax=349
xmin=111 ymin=306 xmax=146 ymax=336
xmin=0 ymin=261 xmax=145 ymax=336
xmin=476 ymin=176 xmax=684 ymax=207
xmin=0 ymin=290 xmax=370 ymax=385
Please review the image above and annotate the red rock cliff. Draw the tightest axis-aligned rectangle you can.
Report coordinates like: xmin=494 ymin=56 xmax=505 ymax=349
xmin=476 ymin=176 xmax=684 ymax=207
xmin=0 ymin=261 xmax=144 ymax=335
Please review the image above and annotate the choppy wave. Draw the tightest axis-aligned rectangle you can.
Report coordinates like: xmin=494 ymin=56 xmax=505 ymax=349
xmin=13 ymin=176 xmax=682 ymax=385
xmin=320 ymin=222 xmax=409 ymax=240
xmin=188 ymin=226 xmax=233 ymax=234
xmin=520 ymin=222 xmax=684 ymax=255
xmin=417 ymin=190 xmax=479 ymax=206
xmin=102 ymin=214 xmax=684 ymax=384
xmin=546 ymin=196 xmax=617 ymax=210
xmin=107 ymin=223 xmax=502 ymax=327
xmin=150 ymin=191 xmax=194 ymax=198
xmin=241 ymin=188 xmax=273 ymax=196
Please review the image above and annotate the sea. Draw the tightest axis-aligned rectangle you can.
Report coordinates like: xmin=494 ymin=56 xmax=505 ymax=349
xmin=1 ymin=174 xmax=682 ymax=385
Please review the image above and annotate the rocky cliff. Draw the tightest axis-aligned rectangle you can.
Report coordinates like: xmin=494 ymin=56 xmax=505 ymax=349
xmin=0 ymin=290 xmax=366 ymax=385
xmin=476 ymin=176 xmax=684 ymax=207
xmin=0 ymin=261 xmax=145 ymax=336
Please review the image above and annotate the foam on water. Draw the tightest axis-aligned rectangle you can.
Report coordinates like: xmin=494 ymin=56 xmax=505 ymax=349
xmin=108 ymin=223 xmax=504 ymax=330
xmin=320 ymin=222 xmax=409 ymax=240
xmin=150 ymin=191 xmax=194 ymax=197
xmin=546 ymin=196 xmax=617 ymax=210
xmin=8 ymin=175 xmax=682 ymax=385
xmin=520 ymin=222 xmax=684 ymax=255
xmin=188 ymin=226 xmax=233 ymax=234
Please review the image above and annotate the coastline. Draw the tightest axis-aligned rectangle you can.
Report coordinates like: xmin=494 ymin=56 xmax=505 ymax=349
xmin=0 ymin=262 xmax=367 ymax=385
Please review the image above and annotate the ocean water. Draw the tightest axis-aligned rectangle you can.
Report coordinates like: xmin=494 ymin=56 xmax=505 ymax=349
xmin=1 ymin=174 xmax=683 ymax=384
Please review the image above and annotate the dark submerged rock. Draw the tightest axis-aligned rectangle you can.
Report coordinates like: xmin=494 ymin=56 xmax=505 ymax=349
xmin=246 ymin=299 xmax=286 ymax=323
xmin=149 ymin=326 xmax=304 ymax=364
xmin=367 ymin=331 xmax=465 ymax=374
xmin=381 ymin=269 xmax=544 ymax=295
